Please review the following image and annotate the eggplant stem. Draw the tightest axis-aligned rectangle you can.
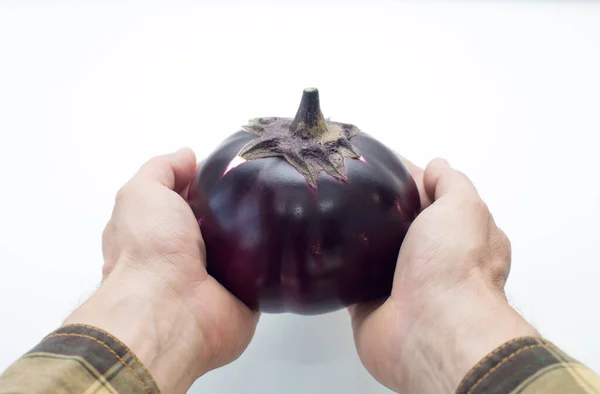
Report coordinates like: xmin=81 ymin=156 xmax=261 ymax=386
xmin=290 ymin=88 xmax=342 ymax=143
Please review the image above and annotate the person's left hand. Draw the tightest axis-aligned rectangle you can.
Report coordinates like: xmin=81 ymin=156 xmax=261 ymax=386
xmin=64 ymin=148 xmax=259 ymax=394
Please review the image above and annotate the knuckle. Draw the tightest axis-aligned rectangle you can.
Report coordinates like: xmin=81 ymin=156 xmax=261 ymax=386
xmin=452 ymin=168 xmax=469 ymax=181
xmin=489 ymin=262 xmax=510 ymax=289
xmin=101 ymin=265 xmax=112 ymax=281
xmin=457 ymin=195 xmax=488 ymax=217
xmin=497 ymin=227 xmax=511 ymax=248
xmin=145 ymin=155 xmax=168 ymax=173
xmin=497 ymin=229 xmax=512 ymax=261
xmin=148 ymin=155 xmax=165 ymax=166
xmin=101 ymin=220 xmax=113 ymax=241
xmin=101 ymin=229 xmax=111 ymax=252
xmin=115 ymin=181 xmax=140 ymax=204
xmin=115 ymin=184 xmax=129 ymax=203
xmin=452 ymin=169 xmax=474 ymax=188
xmin=470 ymin=197 xmax=489 ymax=216
xmin=492 ymin=227 xmax=512 ymax=260
xmin=101 ymin=222 xmax=115 ymax=254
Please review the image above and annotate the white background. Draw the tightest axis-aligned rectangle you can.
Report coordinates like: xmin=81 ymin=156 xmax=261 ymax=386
xmin=1 ymin=1 xmax=600 ymax=393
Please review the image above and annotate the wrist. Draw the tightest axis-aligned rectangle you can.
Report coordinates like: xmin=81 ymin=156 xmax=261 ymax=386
xmin=392 ymin=279 xmax=538 ymax=393
xmin=63 ymin=266 xmax=207 ymax=394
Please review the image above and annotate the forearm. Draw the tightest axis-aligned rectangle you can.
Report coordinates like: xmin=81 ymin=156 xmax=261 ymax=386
xmin=62 ymin=268 xmax=206 ymax=394
xmin=391 ymin=279 xmax=600 ymax=394
xmin=393 ymin=281 xmax=539 ymax=393
xmin=0 ymin=269 xmax=206 ymax=394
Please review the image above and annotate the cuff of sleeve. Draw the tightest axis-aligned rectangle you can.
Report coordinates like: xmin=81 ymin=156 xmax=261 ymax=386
xmin=29 ymin=324 xmax=161 ymax=393
xmin=456 ymin=336 xmax=595 ymax=394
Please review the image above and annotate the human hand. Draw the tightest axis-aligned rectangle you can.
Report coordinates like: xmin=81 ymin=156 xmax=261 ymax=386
xmin=350 ymin=158 xmax=538 ymax=394
xmin=64 ymin=148 xmax=259 ymax=394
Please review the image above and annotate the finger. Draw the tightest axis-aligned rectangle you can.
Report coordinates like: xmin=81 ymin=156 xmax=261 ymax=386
xmin=181 ymin=160 xmax=204 ymax=199
xmin=398 ymin=155 xmax=432 ymax=209
xmin=423 ymin=158 xmax=479 ymax=202
xmin=135 ymin=148 xmax=197 ymax=192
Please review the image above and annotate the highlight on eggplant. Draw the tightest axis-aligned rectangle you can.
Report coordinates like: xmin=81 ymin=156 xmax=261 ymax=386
xmin=188 ymin=88 xmax=420 ymax=315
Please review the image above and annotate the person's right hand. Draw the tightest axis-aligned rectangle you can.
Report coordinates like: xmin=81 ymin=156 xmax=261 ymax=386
xmin=350 ymin=158 xmax=538 ymax=394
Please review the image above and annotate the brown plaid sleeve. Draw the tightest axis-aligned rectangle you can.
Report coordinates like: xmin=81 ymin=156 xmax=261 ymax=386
xmin=457 ymin=336 xmax=600 ymax=394
xmin=0 ymin=324 xmax=160 ymax=394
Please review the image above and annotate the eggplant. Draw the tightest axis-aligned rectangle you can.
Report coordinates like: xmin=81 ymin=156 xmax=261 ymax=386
xmin=188 ymin=88 xmax=420 ymax=314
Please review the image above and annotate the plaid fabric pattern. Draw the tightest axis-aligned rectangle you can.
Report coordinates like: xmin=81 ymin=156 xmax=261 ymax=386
xmin=457 ymin=336 xmax=600 ymax=394
xmin=1 ymin=327 xmax=598 ymax=394
xmin=0 ymin=324 xmax=160 ymax=394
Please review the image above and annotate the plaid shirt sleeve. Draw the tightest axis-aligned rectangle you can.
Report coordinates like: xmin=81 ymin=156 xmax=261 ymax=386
xmin=0 ymin=324 xmax=160 ymax=394
xmin=1 ymin=329 xmax=599 ymax=394
xmin=457 ymin=336 xmax=600 ymax=394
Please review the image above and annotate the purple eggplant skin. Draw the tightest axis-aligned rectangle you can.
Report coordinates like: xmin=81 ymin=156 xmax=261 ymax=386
xmin=188 ymin=131 xmax=421 ymax=315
